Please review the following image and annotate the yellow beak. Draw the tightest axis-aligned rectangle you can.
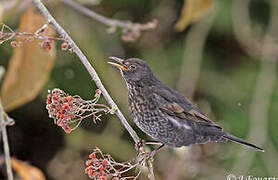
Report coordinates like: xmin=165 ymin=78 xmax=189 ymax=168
xmin=108 ymin=56 xmax=128 ymax=71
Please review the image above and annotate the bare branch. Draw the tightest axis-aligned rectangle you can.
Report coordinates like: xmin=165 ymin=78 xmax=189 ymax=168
xmin=59 ymin=0 xmax=157 ymax=42
xmin=31 ymin=0 xmax=140 ymax=143
xmin=0 ymin=99 xmax=14 ymax=180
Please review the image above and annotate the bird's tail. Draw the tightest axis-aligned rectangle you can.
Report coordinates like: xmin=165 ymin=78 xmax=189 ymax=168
xmin=223 ymin=133 xmax=264 ymax=152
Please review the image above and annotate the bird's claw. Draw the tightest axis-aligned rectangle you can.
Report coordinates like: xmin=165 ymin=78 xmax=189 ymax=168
xmin=135 ymin=139 xmax=146 ymax=151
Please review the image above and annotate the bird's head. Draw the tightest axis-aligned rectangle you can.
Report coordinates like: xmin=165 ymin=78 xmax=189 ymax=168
xmin=108 ymin=57 xmax=153 ymax=83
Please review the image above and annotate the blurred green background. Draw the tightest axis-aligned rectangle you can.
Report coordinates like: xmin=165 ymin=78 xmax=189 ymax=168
xmin=0 ymin=0 xmax=278 ymax=179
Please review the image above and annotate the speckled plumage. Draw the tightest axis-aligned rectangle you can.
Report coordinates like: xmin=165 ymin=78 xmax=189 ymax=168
xmin=108 ymin=57 xmax=264 ymax=152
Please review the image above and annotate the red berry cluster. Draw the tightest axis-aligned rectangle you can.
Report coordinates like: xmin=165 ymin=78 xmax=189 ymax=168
xmin=46 ymin=88 xmax=110 ymax=133
xmin=85 ymin=153 xmax=111 ymax=180
xmin=85 ymin=148 xmax=122 ymax=180
xmin=85 ymin=148 xmax=139 ymax=180
xmin=1 ymin=24 xmax=71 ymax=51
xmin=46 ymin=88 xmax=76 ymax=133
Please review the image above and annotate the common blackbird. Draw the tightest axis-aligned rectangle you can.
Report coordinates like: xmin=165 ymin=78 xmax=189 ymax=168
xmin=108 ymin=57 xmax=264 ymax=152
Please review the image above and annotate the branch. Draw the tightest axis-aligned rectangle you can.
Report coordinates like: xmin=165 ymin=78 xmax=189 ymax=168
xmin=31 ymin=0 xmax=140 ymax=143
xmin=0 ymin=99 xmax=14 ymax=180
xmin=59 ymin=0 xmax=132 ymax=28
xmin=146 ymin=159 xmax=155 ymax=180
xmin=59 ymin=0 xmax=157 ymax=42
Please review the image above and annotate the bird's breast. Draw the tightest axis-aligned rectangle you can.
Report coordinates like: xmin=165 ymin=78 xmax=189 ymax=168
xmin=128 ymin=85 xmax=147 ymax=116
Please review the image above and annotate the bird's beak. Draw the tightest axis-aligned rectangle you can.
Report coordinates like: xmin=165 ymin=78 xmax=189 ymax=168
xmin=108 ymin=56 xmax=128 ymax=71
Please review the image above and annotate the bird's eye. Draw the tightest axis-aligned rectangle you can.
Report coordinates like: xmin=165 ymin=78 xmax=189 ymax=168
xmin=129 ymin=65 xmax=136 ymax=70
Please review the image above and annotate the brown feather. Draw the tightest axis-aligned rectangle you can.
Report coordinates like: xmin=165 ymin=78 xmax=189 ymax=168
xmin=160 ymin=102 xmax=222 ymax=129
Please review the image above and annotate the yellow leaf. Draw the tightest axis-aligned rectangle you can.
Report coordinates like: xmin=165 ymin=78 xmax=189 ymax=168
xmin=175 ymin=0 xmax=214 ymax=31
xmin=11 ymin=158 xmax=46 ymax=180
xmin=0 ymin=5 xmax=56 ymax=111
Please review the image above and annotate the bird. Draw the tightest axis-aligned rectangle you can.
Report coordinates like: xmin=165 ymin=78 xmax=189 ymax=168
xmin=108 ymin=56 xmax=264 ymax=152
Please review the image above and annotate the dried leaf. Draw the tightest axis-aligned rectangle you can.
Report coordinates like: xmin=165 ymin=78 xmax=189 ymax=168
xmin=0 ymin=5 xmax=56 ymax=111
xmin=11 ymin=158 xmax=46 ymax=180
xmin=175 ymin=0 xmax=214 ymax=31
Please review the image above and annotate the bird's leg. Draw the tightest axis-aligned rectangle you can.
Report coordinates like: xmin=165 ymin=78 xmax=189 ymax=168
xmin=139 ymin=144 xmax=165 ymax=164
xmin=145 ymin=140 xmax=163 ymax=146
xmin=135 ymin=140 xmax=163 ymax=153
xmin=135 ymin=140 xmax=165 ymax=164
xmin=149 ymin=144 xmax=165 ymax=157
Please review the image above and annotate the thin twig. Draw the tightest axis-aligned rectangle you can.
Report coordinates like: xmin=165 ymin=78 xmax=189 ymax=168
xmin=31 ymin=0 xmax=140 ymax=143
xmin=59 ymin=0 xmax=157 ymax=42
xmin=146 ymin=159 xmax=155 ymax=180
xmin=59 ymin=0 xmax=156 ymax=29
xmin=0 ymin=99 xmax=14 ymax=180
xmin=59 ymin=0 xmax=128 ymax=28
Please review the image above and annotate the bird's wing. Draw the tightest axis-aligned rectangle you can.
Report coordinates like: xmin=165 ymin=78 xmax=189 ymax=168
xmin=159 ymin=102 xmax=216 ymax=124
xmin=154 ymin=86 xmax=222 ymax=128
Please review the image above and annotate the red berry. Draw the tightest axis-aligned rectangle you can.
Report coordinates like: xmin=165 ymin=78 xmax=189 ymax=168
xmin=89 ymin=170 xmax=95 ymax=176
xmin=102 ymin=159 xmax=108 ymax=165
xmin=10 ymin=41 xmax=17 ymax=47
xmin=89 ymin=153 xmax=96 ymax=159
xmin=99 ymin=166 xmax=105 ymax=171
xmin=85 ymin=167 xmax=90 ymax=173
xmin=47 ymin=98 xmax=52 ymax=104
xmin=63 ymin=104 xmax=69 ymax=109
xmin=52 ymin=95 xmax=58 ymax=101
xmin=67 ymin=96 xmax=73 ymax=101
xmin=41 ymin=41 xmax=51 ymax=50
xmin=61 ymin=42 xmax=68 ymax=50
xmin=100 ymin=176 xmax=106 ymax=180
xmin=62 ymin=97 xmax=67 ymax=102
xmin=86 ymin=160 xmax=93 ymax=166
